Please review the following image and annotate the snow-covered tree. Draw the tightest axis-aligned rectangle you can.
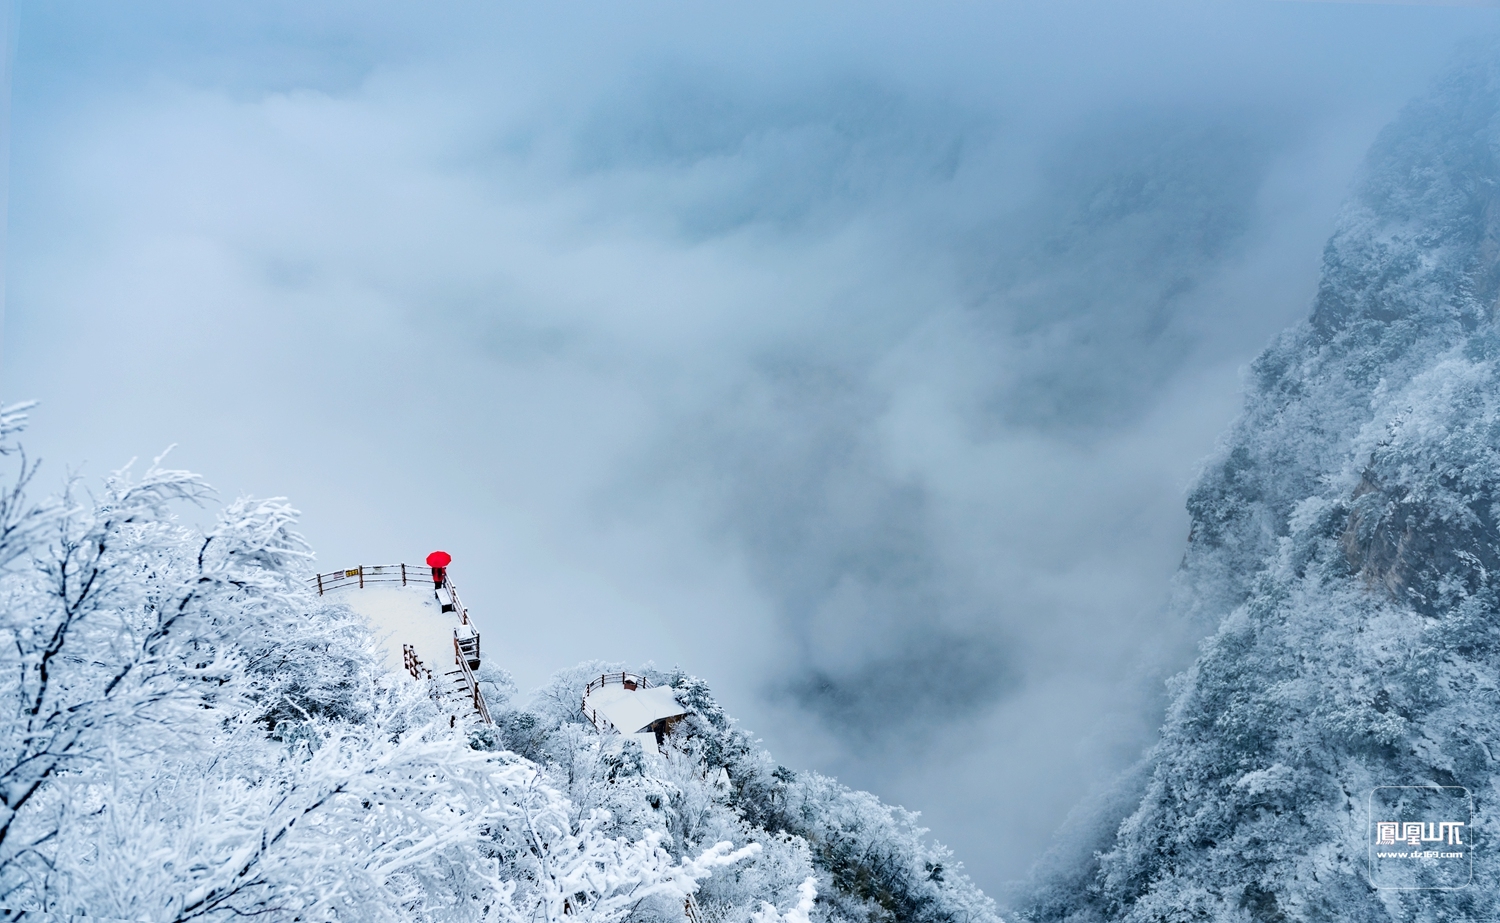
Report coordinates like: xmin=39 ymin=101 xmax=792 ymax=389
xmin=1019 ymin=54 xmax=1500 ymax=923
xmin=493 ymin=664 xmax=1002 ymax=923
xmin=0 ymin=404 xmax=994 ymax=922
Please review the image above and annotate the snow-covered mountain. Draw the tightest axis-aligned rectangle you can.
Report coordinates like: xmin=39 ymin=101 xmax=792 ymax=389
xmin=0 ymin=405 xmax=998 ymax=923
xmin=1021 ymin=56 xmax=1500 ymax=922
xmin=14 ymin=43 xmax=1500 ymax=923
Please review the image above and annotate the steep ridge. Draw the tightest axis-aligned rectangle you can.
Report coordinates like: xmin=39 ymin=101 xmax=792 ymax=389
xmin=1024 ymin=57 xmax=1500 ymax=922
xmin=482 ymin=662 xmax=1003 ymax=923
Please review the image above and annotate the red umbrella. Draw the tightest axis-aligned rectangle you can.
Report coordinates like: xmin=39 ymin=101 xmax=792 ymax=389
xmin=426 ymin=550 xmax=452 ymax=568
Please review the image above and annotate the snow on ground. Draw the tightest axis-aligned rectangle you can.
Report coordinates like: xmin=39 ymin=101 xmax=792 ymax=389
xmin=333 ymin=583 xmax=458 ymax=678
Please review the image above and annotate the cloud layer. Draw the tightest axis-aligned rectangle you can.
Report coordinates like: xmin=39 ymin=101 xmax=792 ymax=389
xmin=4 ymin=0 xmax=1496 ymax=894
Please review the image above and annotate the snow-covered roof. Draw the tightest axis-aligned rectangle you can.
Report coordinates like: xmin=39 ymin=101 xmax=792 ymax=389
xmin=584 ymin=685 xmax=688 ymax=735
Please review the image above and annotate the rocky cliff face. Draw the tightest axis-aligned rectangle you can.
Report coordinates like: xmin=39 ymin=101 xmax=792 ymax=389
xmin=1023 ymin=58 xmax=1500 ymax=922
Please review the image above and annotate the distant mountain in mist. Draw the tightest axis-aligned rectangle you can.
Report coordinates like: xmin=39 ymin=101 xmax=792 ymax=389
xmin=1020 ymin=55 xmax=1500 ymax=922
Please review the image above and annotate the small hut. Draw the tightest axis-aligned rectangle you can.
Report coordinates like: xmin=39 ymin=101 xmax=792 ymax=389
xmin=582 ymin=673 xmax=689 ymax=753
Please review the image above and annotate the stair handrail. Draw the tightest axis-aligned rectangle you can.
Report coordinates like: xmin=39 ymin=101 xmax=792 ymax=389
xmin=441 ymin=573 xmax=472 ymax=626
xmin=453 ymin=632 xmax=494 ymax=726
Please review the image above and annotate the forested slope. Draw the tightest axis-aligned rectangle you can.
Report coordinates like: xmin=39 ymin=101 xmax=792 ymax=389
xmin=0 ymin=405 xmax=996 ymax=923
xmin=1022 ymin=56 xmax=1500 ymax=923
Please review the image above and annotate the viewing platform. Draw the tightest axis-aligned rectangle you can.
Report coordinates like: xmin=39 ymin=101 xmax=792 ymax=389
xmin=310 ymin=558 xmax=492 ymax=725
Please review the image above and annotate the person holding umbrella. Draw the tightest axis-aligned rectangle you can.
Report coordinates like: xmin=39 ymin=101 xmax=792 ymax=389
xmin=427 ymin=550 xmax=451 ymax=588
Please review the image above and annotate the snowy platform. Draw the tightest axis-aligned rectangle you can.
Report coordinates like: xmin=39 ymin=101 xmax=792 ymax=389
xmin=338 ymin=583 xmax=458 ymax=680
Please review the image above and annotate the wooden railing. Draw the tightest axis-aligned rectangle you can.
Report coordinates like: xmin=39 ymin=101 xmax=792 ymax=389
xmin=453 ymin=634 xmax=493 ymax=725
xmin=311 ymin=565 xmax=472 ymax=628
xmin=584 ymin=671 xmax=653 ymax=695
xmin=440 ymin=577 xmax=473 ymax=628
xmin=310 ymin=563 xmax=425 ymax=595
